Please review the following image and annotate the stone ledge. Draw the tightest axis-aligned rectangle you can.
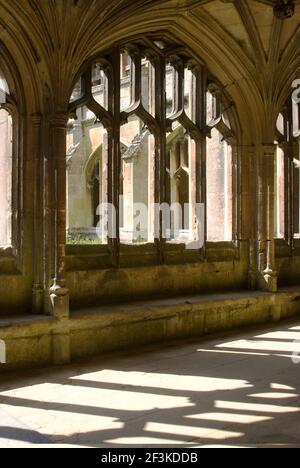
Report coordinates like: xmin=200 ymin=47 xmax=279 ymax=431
xmin=1 ymin=288 xmax=300 ymax=373
xmin=70 ymin=290 xmax=271 ymax=326
xmin=69 ymin=288 xmax=300 ymax=359
xmin=0 ymin=315 xmax=55 ymax=338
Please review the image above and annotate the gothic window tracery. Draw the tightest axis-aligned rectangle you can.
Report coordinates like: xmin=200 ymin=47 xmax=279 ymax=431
xmin=275 ymin=96 xmax=300 ymax=244
xmin=67 ymin=38 xmax=237 ymax=257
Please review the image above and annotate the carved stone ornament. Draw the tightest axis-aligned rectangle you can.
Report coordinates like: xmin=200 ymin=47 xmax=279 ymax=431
xmin=273 ymin=0 xmax=295 ymax=19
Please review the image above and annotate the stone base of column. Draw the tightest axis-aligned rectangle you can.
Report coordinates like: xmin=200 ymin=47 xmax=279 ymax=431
xmin=248 ymin=269 xmax=257 ymax=290
xmin=32 ymin=284 xmax=44 ymax=314
xmin=52 ymin=330 xmax=71 ymax=365
xmin=269 ymin=305 xmax=281 ymax=322
xmin=263 ymin=268 xmax=278 ymax=293
xmin=50 ymin=284 xmax=69 ymax=320
xmin=49 ymin=283 xmax=70 ymax=364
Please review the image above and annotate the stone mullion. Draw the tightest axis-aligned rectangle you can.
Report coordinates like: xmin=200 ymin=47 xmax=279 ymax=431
xmin=282 ymin=105 xmax=297 ymax=251
xmin=111 ymin=48 xmax=121 ymax=266
xmin=132 ymin=50 xmax=142 ymax=105
xmin=287 ymin=101 xmax=295 ymax=249
xmin=195 ymin=66 xmax=206 ymax=257
xmin=154 ymin=54 xmax=166 ymax=263
xmin=105 ymin=128 xmax=114 ymax=258
xmin=291 ymin=140 xmax=300 ymax=247
xmin=281 ymin=141 xmax=292 ymax=247
xmin=232 ymin=144 xmax=240 ymax=244
xmin=176 ymin=61 xmax=184 ymax=113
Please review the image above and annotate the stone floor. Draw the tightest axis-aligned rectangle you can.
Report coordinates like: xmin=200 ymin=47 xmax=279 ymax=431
xmin=1 ymin=320 xmax=300 ymax=447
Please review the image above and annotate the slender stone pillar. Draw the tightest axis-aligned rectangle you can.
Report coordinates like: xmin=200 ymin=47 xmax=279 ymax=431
xmin=258 ymin=144 xmax=277 ymax=292
xmin=32 ymin=113 xmax=44 ymax=313
xmin=248 ymin=146 xmax=257 ymax=289
xmin=48 ymin=113 xmax=70 ymax=364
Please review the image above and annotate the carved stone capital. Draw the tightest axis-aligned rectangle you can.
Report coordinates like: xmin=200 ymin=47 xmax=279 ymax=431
xmin=31 ymin=112 xmax=42 ymax=126
xmin=49 ymin=113 xmax=68 ymax=129
xmin=261 ymin=143 xmax=276 ymax=156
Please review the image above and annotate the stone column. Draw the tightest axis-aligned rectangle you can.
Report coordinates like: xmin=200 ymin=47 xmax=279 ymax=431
xmin=247 ymin=146 xmax=257 ymax=289
xmin=258 ymin=144 xmax=277 ymax=292
xmin=32 ymin=113 xmax=44 ymax=313
xmin=49 ymin=113 xmax=70 ymax=364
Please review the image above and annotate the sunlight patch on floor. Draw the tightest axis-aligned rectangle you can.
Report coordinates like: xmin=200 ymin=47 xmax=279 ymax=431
xmin=1 ymin=322 xmax=300 ymax=447
xmin=144 ymin=422 xmax=244 ymax=440
xmin=216 ymin=339 xmax=300 ymax=354
xmin=215 ymin=400 xmax=300 ymax=414
xmin=185 ymin=412 xmax=272 ymax=424
xmin=249 ymin=392 xmax=299 ymax=399
xmin=71 ymin=371 xmax=250 ymax=392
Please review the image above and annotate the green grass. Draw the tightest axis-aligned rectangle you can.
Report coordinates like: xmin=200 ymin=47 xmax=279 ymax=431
xmin=67 ymin=236 xmax=103 ymax=245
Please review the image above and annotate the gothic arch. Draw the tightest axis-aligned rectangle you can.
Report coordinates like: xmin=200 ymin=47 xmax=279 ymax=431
xmin=2 ymin=1 xmax=300 ymax=139
xmin=0 ymin=42 xmax=25 ymax=112
xmin=67 ymin=24 xmax=258 ymax=145
xmin=85 ymin=145 xmax=102 ymax=190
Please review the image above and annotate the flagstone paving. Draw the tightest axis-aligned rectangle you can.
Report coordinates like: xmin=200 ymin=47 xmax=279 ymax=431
xmin=1 ymin=321 xmax=300 ymax=447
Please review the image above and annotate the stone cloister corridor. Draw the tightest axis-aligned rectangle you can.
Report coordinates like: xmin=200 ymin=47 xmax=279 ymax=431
xmin=2 ymin=0 xmax=300 ymax=449
xmin=1 ymin=320 xmax=300 ymax=447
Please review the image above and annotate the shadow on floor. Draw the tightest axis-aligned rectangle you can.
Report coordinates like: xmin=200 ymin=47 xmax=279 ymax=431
xmin=1 ymin=320 xmax=300 ymax=447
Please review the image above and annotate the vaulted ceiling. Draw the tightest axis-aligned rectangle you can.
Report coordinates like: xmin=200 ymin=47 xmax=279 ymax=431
xmin=191 ymin=0 xmax=300 ymax=61
xmin=1 ymin=1 xmax=299 ymax=70
xmin=0 ymin=0 xmax=299 ymax=139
